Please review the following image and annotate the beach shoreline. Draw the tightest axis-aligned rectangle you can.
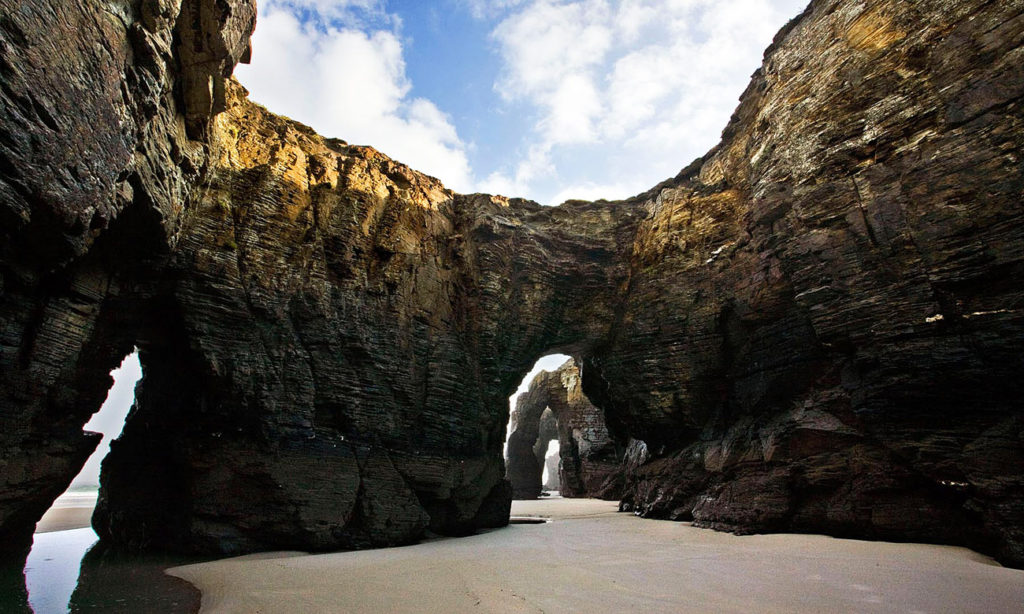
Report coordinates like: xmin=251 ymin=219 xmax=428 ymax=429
xmin=168 ymin=497 xmax=1024 ymax=613
xmin=35 ymin=491 xmax=97 ymax=534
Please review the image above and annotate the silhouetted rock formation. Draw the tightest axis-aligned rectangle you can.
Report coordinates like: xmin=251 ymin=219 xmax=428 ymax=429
xmin=507 ymin=360 xmax=625 ymax=499
xmin=1 ymin=0 xmax=1022 ymax=568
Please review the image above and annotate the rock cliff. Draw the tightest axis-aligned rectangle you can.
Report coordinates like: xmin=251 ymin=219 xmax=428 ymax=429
xmin=507 ymin=359 xmax=625 ymax=499
xmin=0 ymin=0 xmax=255 ymax=559
xmin=1 ymin=0 xmax=1022 ymax=568
xmin=607 ymin=0 xmax=1024 ymax=568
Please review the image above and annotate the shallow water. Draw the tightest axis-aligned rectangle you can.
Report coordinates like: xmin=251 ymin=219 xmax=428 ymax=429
xmin=0 ymin=527 xmax=202 ymax=614
xmin=25 ymin=528 xmax=98 ymax=613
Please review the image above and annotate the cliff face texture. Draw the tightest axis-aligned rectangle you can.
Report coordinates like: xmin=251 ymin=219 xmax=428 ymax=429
xmin=605 ymin=0 xmax=1024 ymax=567
xmin=507 ymin=360 xmax=625 ymax=499
xmin=0 ymin=0 xmax=256 ymax=559
xmin=1 ymin=0 xmax=1022 ymax=568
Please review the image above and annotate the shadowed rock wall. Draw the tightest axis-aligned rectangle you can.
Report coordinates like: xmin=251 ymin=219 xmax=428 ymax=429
xmin=1 ymin=0 xmax=1022 ymax=567
xmin=600 ymin=0 xmax=1024 ymax=567
xmin=507 ymin=360 xmax=625 ymax=499
xmin=81 ymin=83 xmax=637 ymax=554
xmin=0 ymin=0 xmax=256 ymax=559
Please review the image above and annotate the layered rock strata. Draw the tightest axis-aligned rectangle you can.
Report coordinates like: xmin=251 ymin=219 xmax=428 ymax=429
xmin=0 ymin=0 xmax=1022 ymax=568
xmin=507 ymin=360 xmax=625 ymax=499
xmin=0 ymin=0 xmax=256 ymax=559
xmin=606 ymin=0 xmax=1024 ymax=568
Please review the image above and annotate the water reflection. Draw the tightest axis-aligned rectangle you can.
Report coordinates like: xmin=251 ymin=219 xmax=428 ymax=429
xmin=3 ymin=529 xmax=201 ymax=614
xmin=0 ymin=561 xmax=31 ymax=614
xmin=26 ymin=529 xmax=98 ymax=612
xmin=68 ymin=541 xmax=202 ymax=613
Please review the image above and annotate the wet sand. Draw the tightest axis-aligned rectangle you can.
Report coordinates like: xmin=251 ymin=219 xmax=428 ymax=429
xmin=35 ymin=491 xmax=97 ymax=533
xmin=168 ymin=497 xmax=1024 ymax=613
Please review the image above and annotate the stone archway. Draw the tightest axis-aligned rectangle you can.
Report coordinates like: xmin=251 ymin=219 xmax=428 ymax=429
xmin=507 ymin=359 xmax=624 ymax=500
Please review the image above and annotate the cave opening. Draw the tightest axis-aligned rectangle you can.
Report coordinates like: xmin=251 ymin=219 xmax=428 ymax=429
xmin=540 ymin=439 xmax=559 ymax=493
xmin=505 ymin=354 xmax=572 ymax=500
xmin=25 ymin=350 xmax=142 ymax=612
xmin=503 ymin=352 xmax=625 ymax=502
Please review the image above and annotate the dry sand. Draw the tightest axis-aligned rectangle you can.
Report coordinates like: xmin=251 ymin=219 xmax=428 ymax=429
xmin=35 ymin=491 xmax=97 ymax=533
xmin=168 ymin=497 xmax=1024 ymax=613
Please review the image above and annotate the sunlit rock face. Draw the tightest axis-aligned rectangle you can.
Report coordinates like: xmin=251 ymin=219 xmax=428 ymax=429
xmin=507 ymin=360 xmax=625 ymax=500
xmin=605 ymin=0 xmax=1024 ymax=568
xmin=1 ymin=0 xmax=1022 ymax=567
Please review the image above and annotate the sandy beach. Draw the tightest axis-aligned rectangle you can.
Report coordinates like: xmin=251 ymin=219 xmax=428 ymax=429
xmin=168 ymin=497 xmax=1024 ymax=613
xmin=35 ymin=491 xmax=97 ymax=534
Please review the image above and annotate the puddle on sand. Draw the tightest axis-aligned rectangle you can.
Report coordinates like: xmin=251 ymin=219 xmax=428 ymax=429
xmin=509 ymin=516 xmax=550 ymax=524
xmin=0 ymin=528 xmax=202 ymax=614
xmin=25 ymin=528 xmax=98 ymax=612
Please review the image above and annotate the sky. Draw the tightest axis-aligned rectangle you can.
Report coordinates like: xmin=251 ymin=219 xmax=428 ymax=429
xmin=235 ymin=0 xmax=809 ymax=205
xmin=68 ymin=352 xmax=140 ymax=489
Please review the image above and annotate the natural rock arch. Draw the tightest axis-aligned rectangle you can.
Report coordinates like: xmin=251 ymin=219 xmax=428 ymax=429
xmin=507 ymin=404 xmax=559 ymax=500
xmin=506 ymin=359 xmax=624 ymax=500
xmin=1 ymin=0 xmax=1022 ymax=570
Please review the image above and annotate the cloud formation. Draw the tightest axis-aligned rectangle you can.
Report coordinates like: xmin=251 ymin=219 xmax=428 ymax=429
xmin=236 ymin=1 xmax=475 ymax=191
xmin=236 ymin=0 xmax=807 ymax=204
xmin=480 ymin=0 xmax=808 ymax=203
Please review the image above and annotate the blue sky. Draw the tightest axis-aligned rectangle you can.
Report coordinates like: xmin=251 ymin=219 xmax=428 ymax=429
xmin=236 ymin=0 xmax=808 ymax=205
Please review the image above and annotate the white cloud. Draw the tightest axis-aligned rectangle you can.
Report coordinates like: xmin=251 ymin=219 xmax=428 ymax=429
xmin=236 ymin=1 xmax=474 ymax=191
xmin=236 ymin=0 xmax=808 ymax=204
xmin=477 ymin=143 xmax=554 ymax=197
xmin=549 ymin=180 xmax=636 ymax=205
xmin=463 ymin=0 xmax=529 ymax=20
xmin=483 ymin=0 xmax=808 ymax=204
xmin=492 ymin=1 xmax=612 ymax=101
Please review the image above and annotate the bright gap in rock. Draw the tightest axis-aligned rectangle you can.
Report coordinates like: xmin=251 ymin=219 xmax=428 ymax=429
xmin=35 ymin=349 xmax=141 ymax=529
xmin=27 ymin=350 xmax=141 ymax=614
xmin=70 ymin=350 xmax=142 ymax=491
xmin=540 ymin=439 xmax=558 ymax=490
xmin=504 ymin=353 xmax=571 ymax=459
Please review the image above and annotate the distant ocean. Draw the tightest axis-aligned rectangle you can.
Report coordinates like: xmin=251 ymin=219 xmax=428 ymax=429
xmin=50 ymin=486 xmax=98 ymax=510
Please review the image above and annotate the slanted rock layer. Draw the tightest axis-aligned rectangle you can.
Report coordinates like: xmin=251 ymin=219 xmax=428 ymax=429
xmin=1 ymin=0 xmax=1022 ymax=568
xmin=507 ymin=360 xmax=625 ymax=499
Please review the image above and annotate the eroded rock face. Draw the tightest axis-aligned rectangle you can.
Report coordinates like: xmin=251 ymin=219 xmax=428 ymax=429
xmin=0 ymin=0 xmax=255 ymax=560
xmin=602 ymin=0 xmax=1024 ymax=567
xmin=87 ymin=82 xmax=637 ymax=553
xmin=507 ymin=360 xmax=625 ymax=499
xmin=1 ymin=0 xmax=1022 ymax=568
